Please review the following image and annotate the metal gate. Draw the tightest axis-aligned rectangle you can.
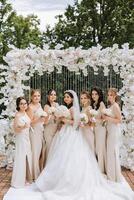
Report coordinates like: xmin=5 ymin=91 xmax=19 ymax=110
xmin=27 ymin=66 xmax=122 ymax=106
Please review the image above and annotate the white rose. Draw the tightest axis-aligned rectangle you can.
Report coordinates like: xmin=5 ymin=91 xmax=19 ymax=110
xmin=89 ymin=109 xmax=98 ymax=116
xmin=48 ymin=107 xmax=56 ymax=114
xmin=101 ymin=108 xmax=113 ymax=117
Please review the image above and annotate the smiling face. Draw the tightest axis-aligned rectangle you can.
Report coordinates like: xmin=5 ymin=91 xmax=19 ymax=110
xmin=31 ymin=91 xmax=41 ymax=104
xmin=48 ymin=90 xmax=57 ymax=103
xmin=80 ymin=94 xmax=90 ymax=107
xmin=107 ymin=91 xmax=116 ymax=104
xmin=64 ymin=93 xmax=73 ymax=105
xmin=91 ymin=90 xmax=99 ymax=103
xmin=19 ymin=99 xmax=28 ymax=112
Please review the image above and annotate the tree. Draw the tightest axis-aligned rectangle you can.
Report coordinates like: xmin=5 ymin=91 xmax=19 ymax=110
xmin=10 ymin=14 xmax=42 ymax=49
xmin=42 ymin=0 xmax=134 ymax=48
xmin=0 ymin=0 xmax=16 ymax=62
xmin=0 ymin=0 xmax=43 ymax=113
xmin=0 ymin=0 xmax=42 ymax=63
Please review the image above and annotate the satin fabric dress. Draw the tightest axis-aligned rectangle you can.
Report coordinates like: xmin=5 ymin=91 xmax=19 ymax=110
xmin=30 ymin=105 xmax=44 ymax=180
xmin=81 ymin=106 xmax=95 ymax=153
xmin=11 ymin=113 xmax=32 ymax=188
xmin=106 ymin=104 xmax=122 ymax=182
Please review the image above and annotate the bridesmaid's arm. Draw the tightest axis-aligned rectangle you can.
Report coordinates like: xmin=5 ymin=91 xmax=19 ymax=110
xmin=103 ymin=104 xmax=122 ymax=124
xmin=99 ymin=102 xmax=106 ymax=121
xmin=43 ymin=105 xmax=51 ymax=125
xmin=100 ymin=102 xmax=106 ymax=112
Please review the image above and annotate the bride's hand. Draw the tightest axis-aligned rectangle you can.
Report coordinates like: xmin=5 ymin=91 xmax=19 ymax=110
xmin=61 ymin=117 xmax=67 ymax=124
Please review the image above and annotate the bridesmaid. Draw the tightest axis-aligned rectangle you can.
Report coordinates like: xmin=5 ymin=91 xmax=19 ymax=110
xmin=102 ymin=88 xmax=122 ymax=182
xmin=11 ymin=97 xmax=32 ymax=188
xmin=27 ymin=89 xmax=47 ymax=180
xmin=43 ymin=89 xmax=59 ymax=159
xmin=91 ymin=87 xmax=107 ymax=174
xmin=80 ymin=91 xmax=95 ymax=153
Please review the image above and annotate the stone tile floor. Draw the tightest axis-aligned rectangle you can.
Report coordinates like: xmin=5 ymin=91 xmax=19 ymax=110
xmin=0 ymin=167 xmax=133 ymax=200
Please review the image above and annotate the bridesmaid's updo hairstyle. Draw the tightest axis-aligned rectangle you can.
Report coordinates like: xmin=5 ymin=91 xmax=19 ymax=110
xmin=64 ymin=91 xmax=73 ymax=109
xmin=46 ymin=89 xmax=57 ymax=107
xmin=108 ymin=88 xmax=120 ymax=105
xmin=16 ymin=97 xmax=27 ymax=111
xmin=91 ymin=87 xmax=104 ymax=110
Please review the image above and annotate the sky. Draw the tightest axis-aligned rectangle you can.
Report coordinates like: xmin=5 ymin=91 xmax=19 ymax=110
xmin=9 ymin=0 xmax=75 ymax=31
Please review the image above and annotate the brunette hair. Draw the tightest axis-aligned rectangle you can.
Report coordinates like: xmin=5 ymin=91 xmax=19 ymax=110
xmin=46 ymin=89 xmax=57 ymax=107
xmin=91 ymin=87 xmax=104 ymax=110
xmin=16 ymin=97 xmax=28 ymax=111
xmin=64 ymin=91 xmax=73 ymax=109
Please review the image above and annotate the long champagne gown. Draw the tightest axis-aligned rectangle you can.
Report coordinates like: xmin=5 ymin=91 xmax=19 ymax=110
xmin=81 ymin=106 xmax=95 ymax=153
xmin=106 ymin=104 xmax=122 ymax=182
xmin=44 ymin=103 xmax=59 ymax=158
xmin=11 ymin=113 xmax=32 ymax=188
xmin=30 ymin=105 xmax=44 ymax=180
xmin=94 ymin=108 xmax=107 ymax=174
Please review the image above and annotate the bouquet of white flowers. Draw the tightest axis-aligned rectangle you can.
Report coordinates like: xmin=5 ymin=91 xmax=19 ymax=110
xmin=18 ymin=116 xmax=34 ymax=133
xmin=89 ymin=109 xmax=98 ymax=126
xmin=39 ymin=111 xmax=48 ymax=118
xmin=101 ymin=108 xmax=113 ymax=117
xmin=80 ymin=113 xmax=89 ymax=126
xmin=101 ymin=108 xmax=113 ymax=127
xmin=18 ymin=116 xmax=27 ymax=127
xmin=89 ymin=109 xmax=98 ymax=116
xmin=48 ymin=106 xmax=56 ymax=115
xmin=54 ymin=105 xmax=70 ymax=118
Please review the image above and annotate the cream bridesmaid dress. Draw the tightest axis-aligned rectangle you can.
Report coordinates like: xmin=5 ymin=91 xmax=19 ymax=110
xmin=44 ymin=103 xmax=59 ymax=158
xmin=106 ymin=104 xmax=122 ymax=182
xmin=81 ymin=106 xmax=95 ymax=153
xmin=94 ymin=105 xmax=107 ymax=174
xmin=30 ymin=105 xmax=44 ymax=180
xmin=11 ymin=113 xmax=32 ymax=188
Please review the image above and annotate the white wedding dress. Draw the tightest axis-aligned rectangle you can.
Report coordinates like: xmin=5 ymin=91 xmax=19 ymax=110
xmin=3 ymin=91 xmax=134 ymax=200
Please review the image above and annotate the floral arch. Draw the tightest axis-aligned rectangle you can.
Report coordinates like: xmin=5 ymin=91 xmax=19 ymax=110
xmin=0 ymin=43 xmax=134 ymax=170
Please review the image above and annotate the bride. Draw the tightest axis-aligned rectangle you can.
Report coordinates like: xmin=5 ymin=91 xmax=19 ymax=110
xmin=4 ymin=90 xmax=134 ymax=200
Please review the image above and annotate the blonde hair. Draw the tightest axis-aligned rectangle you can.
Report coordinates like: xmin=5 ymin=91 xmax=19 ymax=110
xmin=31 ymin=89 xmax=41 ymax=97
xmin=80 ymin=90 xmax=91 ymax=107
xmin=30 ymin=89 xmax=41 ymax=103
xmin=108 ymin=88 xmax=120 ymax=104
